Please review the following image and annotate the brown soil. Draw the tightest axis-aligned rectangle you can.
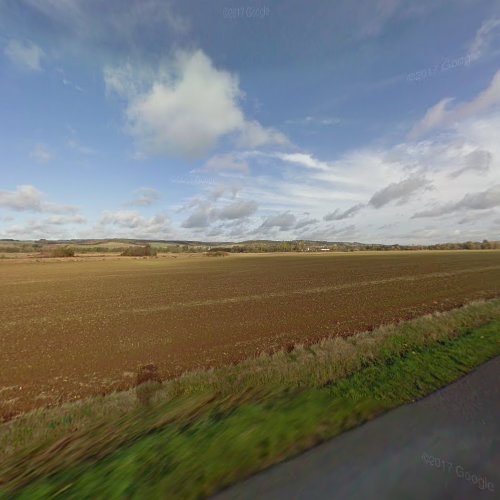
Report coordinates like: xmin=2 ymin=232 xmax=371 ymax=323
xmin=1 ymin=251 xmax=499 ymax=419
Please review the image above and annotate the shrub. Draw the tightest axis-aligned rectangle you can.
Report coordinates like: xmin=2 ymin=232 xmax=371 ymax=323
xmin=135 ymin=363 xmax=162 ymax=407
xmin=41 ymin=246 xmax=75 ymax=258
xmin=205 ymin=251 xmax=228 ymax=257
xmin=121 ymin=245 xmax=157 ymax=257
xmin=0 ymin=246 xmax=21 ymax=253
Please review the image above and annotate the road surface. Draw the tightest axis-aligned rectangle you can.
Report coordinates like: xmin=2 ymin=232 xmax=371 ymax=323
xmin=216 ymin=356 xmax=500 ymax=499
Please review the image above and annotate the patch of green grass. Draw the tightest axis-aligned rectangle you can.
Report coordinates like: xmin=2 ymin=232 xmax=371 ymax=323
xmin=3 ymin=320 xmax=500 ymax=499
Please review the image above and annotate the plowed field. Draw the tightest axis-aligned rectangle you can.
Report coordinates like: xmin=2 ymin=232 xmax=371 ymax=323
xmin=1 ymin=251 xmax=499 ymax=418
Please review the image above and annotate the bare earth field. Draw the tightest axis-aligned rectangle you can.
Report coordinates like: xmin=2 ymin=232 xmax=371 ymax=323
xmin=1 ymin=251 xmax=500 ymax=419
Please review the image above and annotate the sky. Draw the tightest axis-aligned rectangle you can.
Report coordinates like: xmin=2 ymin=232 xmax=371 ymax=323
xmin=1 ymin=0 xmax=500 ymax=244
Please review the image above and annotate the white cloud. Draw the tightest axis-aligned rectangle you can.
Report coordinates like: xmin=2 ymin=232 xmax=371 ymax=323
xmin=276 ymin=152 xmax=329 ymax=170
xmin=448 ymin=149 xmax=492 ymax=178
xmin=236 ymin=121 xmax=289 ymax=149
xmin=224 ymin=104 xmax=500 ymax=243
xmin=45 ymin=215 xmax=87 ymax=225
xmin=208 ymin=184 xmax=241 ymax=201
xmin=99 ymin=210 xmax=173 ymax=238
xmin=285 ymin=116 xmax=341 ymax=126
xmin=217 ymin=200 xmax=258 ymax=220
xmin=4 ymin=39 xmax=44 ymax=71
xmin=458 ymin=210 xmax=496 ymax=225
xmin=271 ymin=152 xmax=354 ymax=184
xmin=324 ymin=203 xmax=364 ymax=221
xmin=297 ymin=223 xmax=359 ymax=242
xmin=0 ymin=185 xmax=79 ymax=214
xmin=467 ymin=17 xmax=500 ymax=61
xmin=294 ymin=216 xmax=319 ymax=230
xmin=204 ymin=154 xmax=249 ymax=174
xmin=369 ymin=175 xmax=432 ymax=208
xmin=181 ymin=196 xmax=257 ymax=229
xmin=413 ymin=185 xmax=500 ymax=218
xmin=408 ymin=98 xmax=454 ymax=140
xmin=30 ymin=143 xmax=53 ymax=163
xmin=259 ymin=212 xmax=297 ymax=232
xmin=0 ymin=214 xmax=86 ymax=240
xmin=104 ymin=50 xmax=288 ymax=159
xmin=127 ymin=187 xmax=161 ymax=206
xmin=409 ymin=70 xmax=500 ymax=139
xmin=181 ymin=207 xmax=212 ymax=229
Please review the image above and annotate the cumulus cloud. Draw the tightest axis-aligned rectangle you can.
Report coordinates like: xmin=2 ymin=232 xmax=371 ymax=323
xmin=0 ymin=185 xmax=79 ymax=214
xmin=184 ymin=106 xmax=500 ymax=243
xmin=217 ymin=200 xmax=257 ymax=220
xmin=99 ymin=210 xmax=173 ymax=237
xmin=181 ymin=208 xmax=211 ymax=229
xmin=105 ymin=50 xmax=288 ymax=159
xmin=369 ymin=175 xmax=431 ymax=208
xmin=128 ymin=187 xmax=161 ymax=206
xmin=324 ymin=203 xmax=364 ymax=221
xmin=413 ymin=185 xmax=500 ymax=218
xmin=4 ymin=39 xmax=44 ymax=71
xmin=409 ymin=70 xmax=500 ymax=139
xmin=30 ymin=143 xmax=53 ymax=163
xmin=181 ymin=197 xmax=257 ymax=228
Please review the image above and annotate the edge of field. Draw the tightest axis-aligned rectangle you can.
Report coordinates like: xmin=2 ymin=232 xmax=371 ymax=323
xmin=1 ymin=298 xmax=500 ymax=498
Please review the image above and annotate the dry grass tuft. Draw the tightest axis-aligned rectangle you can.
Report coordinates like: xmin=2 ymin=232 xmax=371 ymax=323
xmin=135 ymin=364 xmax=162 ymax=407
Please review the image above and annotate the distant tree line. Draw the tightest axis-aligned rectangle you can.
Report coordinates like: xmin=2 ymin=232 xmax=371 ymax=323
xmin=204 ymin=240 xmax=500 ymax=253
xmin=121 ymin=245 xmax=157 ymax=257
xmin=2 ymin=239 xmax=499 ymax=255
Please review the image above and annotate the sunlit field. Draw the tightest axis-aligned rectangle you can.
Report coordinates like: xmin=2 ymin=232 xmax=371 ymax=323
xmin=1 ymin=250 xmax=499 ymax=419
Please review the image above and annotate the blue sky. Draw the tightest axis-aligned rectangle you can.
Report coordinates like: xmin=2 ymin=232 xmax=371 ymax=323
xmin=1 ymin=0 xmax=500 ymax=243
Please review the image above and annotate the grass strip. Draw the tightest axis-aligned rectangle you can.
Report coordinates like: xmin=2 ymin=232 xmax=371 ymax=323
xmin=2 ymin=318 xmax=500 ymax=499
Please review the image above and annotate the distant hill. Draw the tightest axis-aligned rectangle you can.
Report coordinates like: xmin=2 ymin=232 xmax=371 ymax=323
xmin=1 ymin=238 xmax=499 ymax=253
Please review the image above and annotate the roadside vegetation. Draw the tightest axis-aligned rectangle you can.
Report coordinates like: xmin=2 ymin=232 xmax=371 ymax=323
xmin=1 ymin=299 xmax=499 ymax=498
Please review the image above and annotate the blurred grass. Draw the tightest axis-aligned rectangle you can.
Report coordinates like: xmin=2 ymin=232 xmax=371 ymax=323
xmin=1 ymin=300 xmax=500 ymax=498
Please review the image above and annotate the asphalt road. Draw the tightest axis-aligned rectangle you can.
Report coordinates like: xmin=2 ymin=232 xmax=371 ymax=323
xmin=216 ymin=356 xmax=500 ymax=500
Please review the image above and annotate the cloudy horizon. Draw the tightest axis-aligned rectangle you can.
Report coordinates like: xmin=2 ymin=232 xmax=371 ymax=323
xmin=1 ymin=0 xmax=500 ymax=245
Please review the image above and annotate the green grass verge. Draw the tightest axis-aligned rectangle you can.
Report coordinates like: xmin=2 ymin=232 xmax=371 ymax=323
xmin=2 ymin=318 xmax=500 ymax=499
